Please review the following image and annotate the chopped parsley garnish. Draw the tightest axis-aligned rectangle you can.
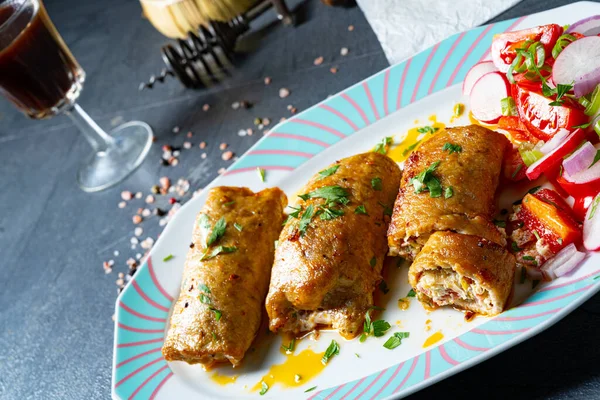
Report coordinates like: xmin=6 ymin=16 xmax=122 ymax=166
xmin=371 ymin=177 xmax=383 ymax=191
xmin=407 ymin=289 xmax=416 ymax=297
xmin=379 ymin=280 xmax=389 ymax=294
xmin=257 ymin=167 xmax=266 ymax=182
xmin=417 ymin=126 xmax=439 ymax=134
xmin=206 ymin=216 xmax=227 ymax=246
xmin=442 ymin=143 xmax=462 ymax=154
xmin=163 ymin=254 xmax=174 ymax=262
xmin=317 ymin=205 xmax=344 ymax=220
xmin=299 ymin=185 xmax=350 ymax=205
xmin=370 ymin=256 xmax=377 ymax=268
xmin=547 ymin=83 xmax=573 ymax=106
xmin=199 ymin=284 xmax=211 ymax=293
xmin=200 ymin=246 xmax=237 ymax=261
xmin=281 ymin=338 xmax=296 ymax=353
xmin=494 ymin=219 xmax=506 ymax=228
xmin=197 ymin=214 xmax=211 ymax=234
xmin=305 ymin=386 xmax=317 ymax=393
xmin=199 ymin=294 xmax=211 ymax=304
xmin=298 ymin=204 xmax=315 ymax=236
xmin=210 ymin=308 xmax=222 ymax=321
xmin=528 ymin=185 xmax=542 ymax=194
xmin=444 ymin=186 xmax=454 ymax=199
xmin=283 ymin=206 xmax=302 ymax=225
xmin=373 ymin=136 xmax=393 ymax=154
xmin=361 ymin=309 xmax=391 ymax=342
xmin=589 ymin=195 xmax=600 ymax=220
xmin=233 ymin=222 xmax=243 ymax=232
xmin=355 ymin=205 xmax=367 ymax=215
xmin=355 ymin=353 xmax=360 ymax=358
xmin=259 ymin=381 xmax=269 ymax=395
xmin=318 ymin=165 xmax=340 ymax=179
xmin=378 ymin=201 xmax=393 ymax=216
xmin=522 ymin=255 xmax=535 ymax=261
xmin=410 ymin=161 xmax=442 ymax=197
xmin=511 ymin=242 xmax=522 ymax=252
xmin=223 ymin=200 xmax=235 ymax=206
xmin=402 ymin=141 xmax=421 ymax=156
xmin=321 ymin=340 xmax=340 ymax=365
xmin=383 ymin=332 xmax=410 ymax=350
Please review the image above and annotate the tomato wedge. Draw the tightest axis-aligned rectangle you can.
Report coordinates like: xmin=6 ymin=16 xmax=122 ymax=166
xmin=556 ymin=172 xmax=600 ymax=198
xmin=491 ymin=24 xmax=563 ymax=72
xmin=517 ymin=189 xmax=582 ymax=252
xmin=497 ymin=116 xmax=539 ymax=143
xmin=513 ymin=82 xmax=588 ymax=141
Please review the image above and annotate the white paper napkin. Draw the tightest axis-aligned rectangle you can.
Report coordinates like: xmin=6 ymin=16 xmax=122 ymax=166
xmin=356 ymin=0 xmax=522 ymax=65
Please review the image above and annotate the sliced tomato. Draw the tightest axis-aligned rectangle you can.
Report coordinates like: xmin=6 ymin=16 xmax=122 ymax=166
xmin=491 ymin=24 xmax=563 ymax=72
xmin=513 ymin=81 xmax=588 ymax=141
xmin=518 ymin=189 xmax=582 ymax=252
xmin=503 ymin=145 xmax=528 ymax=181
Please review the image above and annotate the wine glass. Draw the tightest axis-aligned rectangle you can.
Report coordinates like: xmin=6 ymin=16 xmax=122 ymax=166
xmin=0 ymin=0 xmax=153 ymax=192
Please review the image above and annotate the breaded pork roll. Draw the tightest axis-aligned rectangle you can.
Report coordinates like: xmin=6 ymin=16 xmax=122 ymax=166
xmin=409 ymin=231 xmax=516 ymax=316
xmin=162 ymin=186 xmax=287 ymax=367
xmin=387 ymin=125 xmax=510 ymax=260
xmin=266 ymin=152 xmax=401 ymax=339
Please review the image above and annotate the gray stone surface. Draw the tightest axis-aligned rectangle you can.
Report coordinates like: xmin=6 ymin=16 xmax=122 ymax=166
xmin=0 ymin=0 xmax=598 ymax=398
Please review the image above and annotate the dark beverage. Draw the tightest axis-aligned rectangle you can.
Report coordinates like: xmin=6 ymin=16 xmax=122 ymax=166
xmin=0 ymin=1 xmax=84 ymax=119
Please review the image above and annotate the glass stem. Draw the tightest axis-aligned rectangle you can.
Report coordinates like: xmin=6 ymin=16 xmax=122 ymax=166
xmin=65 ymin=103 xmax=113 ymax=152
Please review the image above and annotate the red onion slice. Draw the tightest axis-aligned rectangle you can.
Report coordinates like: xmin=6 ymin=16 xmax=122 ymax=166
xmin=553 ymin=36 xmax=600 ymax=97
xmin=566 ymin=15 xmax=600 ymax=36
xmin=540 ymin=243 xmax=586 ymax=280
xmin=563 ymin=141 xmax=596 ymax=176
xmin=563 ymin=155 xmax=600 ymax=184
xmin=584 ymin=194 xmax=600 ymax=251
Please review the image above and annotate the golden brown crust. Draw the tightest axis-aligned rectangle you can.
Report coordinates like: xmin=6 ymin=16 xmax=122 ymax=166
xmin=266 ymin=152 xmax=401 ymax=339
xmin=162 ymin=186 xmax=287 ymax=367
xmin=387 ymin=125 xmax=510 ymax=259
xmin=409 ymin=231 xmax=516 ymax=315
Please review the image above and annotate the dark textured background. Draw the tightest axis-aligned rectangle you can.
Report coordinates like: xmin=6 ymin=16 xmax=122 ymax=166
xmin=0 ymin=0 xmax=599 ymax=398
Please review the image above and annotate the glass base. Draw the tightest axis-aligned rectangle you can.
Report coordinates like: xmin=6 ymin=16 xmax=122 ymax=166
xmin=77 ymin=121 xmax=153 ymax=192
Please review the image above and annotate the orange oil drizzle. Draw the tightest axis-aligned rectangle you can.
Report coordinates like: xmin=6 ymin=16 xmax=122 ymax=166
xmin=423 ymin=331 xmax=444 ymax=348
xmin=387 ymin=115 xmax=446 ymax=163
xmin=252 ymin=349 xmax=326 ymax=392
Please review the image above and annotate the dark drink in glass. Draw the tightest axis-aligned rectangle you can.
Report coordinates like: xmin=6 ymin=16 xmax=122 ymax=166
xmin=0 ymin=0 xmax=84 ymax=118
xmin=0 ymin=0 xmax=153 ymax=192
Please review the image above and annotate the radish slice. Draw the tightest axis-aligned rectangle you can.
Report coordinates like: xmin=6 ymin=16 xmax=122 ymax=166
xmin=563 ymin=141 xmax=596 ymax=176
xmin=526 ymin=129 xmax=587 ymax=180
xmin=462 ymin=61 xmax=497 ymax=96
xmin=469 ymin=72 xmax=510 ymax=123
xmin=584 ymin=193 xmax=600 ymax=251
xmin=563 ymin=156 xmax=600 ymax=185
xmin=553 ymin=36 xmax=600 ymax=97
xmin=539 ymin=128 xmax=569 ymax=154
xmin=540 ymin=243 xmax=586 ymax=280
xmin=567 ymin=15 xmax=600 ymax=36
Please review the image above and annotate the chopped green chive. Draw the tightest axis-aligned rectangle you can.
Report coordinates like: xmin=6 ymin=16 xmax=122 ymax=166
xmin=281 ymin=338 xmax=296 ymax=354
xmin=355 ymin=353 xmax=360 ymax=358
xmin=317 ymin=205 xmax=344 ymax=220
xmin=257 ymin=167 xmax=266 ymax=182
xmin=223 ymin=200 xmax=235 ymax=206
xmin=199 ymin=294 xmax=211 ymax=304
xmin=378 ymin=201 xmax=393 ymax=216
xmin=402 ymin=140 xmax=421 ymax=156
xmin=533 ymin=230 xmax=541 ymax=240
xmin=212 ymin=332 xmax=217 ymax=340
xmin=494 ymin=219 xmax=506 ymax=228
xmin=305 ymin=386 xmax=317 ymax=393
xmin=454 ymin=103 xmax=464 ymax=117
xmin=512 ymin=164 xmax=523 ymax=179
xmin=383 ymin=332 xmax=410 ymax=349
xmin=371 ymin=177 xmax=383 ymax=191
xmin=233 ymin=222 xmax=243 ymax=232
xmin=500 ymin=96 xmax=517 ymax=116
xmin=417 ymin=126 xmax=439 ymax=134
xmin=589 ymin=195 xmax=600 ymax=220
xmin=163 ymin=254 xmax=174 ymax=262
xmin=528 ymin=186 xmax=542 ymax=194
xmin=373 ymin=136 xmax=393 ymax=154
xmin=317 ymin=165 xmax=340 ymax=179
xmin=321 ymin=340 xmax=340 ymax=365
xmin=378 ymin=280 xmax=389 ymax=294
xmin=511 ymin=242 xmax=522 ymax=252
xmin=199 ymin=284 xmax=210 ymax=293
xmin=259 ymin=381 xmax=269 ymax=395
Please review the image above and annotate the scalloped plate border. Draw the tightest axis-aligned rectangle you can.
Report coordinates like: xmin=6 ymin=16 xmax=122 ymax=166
xmin=112 ymin=3 xmax=600 ymax=399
